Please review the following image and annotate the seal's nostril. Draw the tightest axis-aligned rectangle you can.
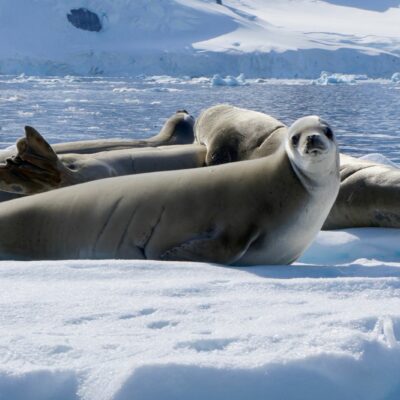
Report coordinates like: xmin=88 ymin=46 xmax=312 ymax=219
xmin=307 ymin=135 xmax=317 ymax=144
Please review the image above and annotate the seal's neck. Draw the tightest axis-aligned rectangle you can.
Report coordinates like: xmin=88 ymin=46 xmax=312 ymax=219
xmin=288 ymin=155 xmax=340 ymax=196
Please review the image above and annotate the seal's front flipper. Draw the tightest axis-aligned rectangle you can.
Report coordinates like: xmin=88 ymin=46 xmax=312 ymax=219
xmin=0 ymin=126 xmax=74 ymax=194
xmin=159 ymin=229 xmax=259 ymax=265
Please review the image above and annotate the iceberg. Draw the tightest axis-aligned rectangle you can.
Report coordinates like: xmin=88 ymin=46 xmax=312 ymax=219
xmin=313 ymin=71 xmax=369 ymax=85
xmin=211 ymin=73 xmax=247 ymax=87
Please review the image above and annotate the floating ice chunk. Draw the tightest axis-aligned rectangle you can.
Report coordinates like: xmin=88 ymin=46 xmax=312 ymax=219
xmin=145 ymin=87 xmax=182 ymax=93
xmin=224 ymin=76 xmax=241 ymax=86
xmin=211 ymin=74 xmax=226 ymax=86
xmin=0 ymin=95 xmax=25 ymax=102
xmin=353 ymin=74 xmax=369 ymax=81
xmin=313 ymin=71 xmax=368 ymax=85
xmin=189 ymin=77 xmax=210 ymax=85
xmin=17 ymin=111 xmax=35 ymax=117
xmin=144 ymin=76 xmax=184 ymax=84
xmin=124 ymin=99 xmax=141 ymax=104
xmin=359 ymin=153 xmax=399 ymax=168
xmin=112 ymin=87 xmax=141 ymax=93
xmin=391 ymin=72 xmax=400 ymax=83
xmin=236 ymin=73 xmax=246 ymax=84
xmin=211 ymin=73 xmax=247 ymax=87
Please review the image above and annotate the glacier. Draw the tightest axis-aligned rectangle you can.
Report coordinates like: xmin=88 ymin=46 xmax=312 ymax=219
xmin=1 ymin=0 xmax=400 ymax=77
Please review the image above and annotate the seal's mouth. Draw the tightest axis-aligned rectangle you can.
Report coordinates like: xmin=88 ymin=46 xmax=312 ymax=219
xmin=304 ymin=134 xmax=327 ymax=156
xmin=305 ymin=146 xmax=326 ymax=156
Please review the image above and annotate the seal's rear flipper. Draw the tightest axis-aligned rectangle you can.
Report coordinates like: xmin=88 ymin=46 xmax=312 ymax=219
xmin=19 ymin=126 xmax=59 ymax=169
xmin=0 ymin=126 xmax=71 ymax=194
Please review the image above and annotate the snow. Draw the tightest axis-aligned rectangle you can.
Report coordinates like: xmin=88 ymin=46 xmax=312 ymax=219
xmin=0 ymin=228 xmax=399 ymax=400
xmin=300 ymin=228 xmax=400 ymax=264
xmin=1 ymin=0 xmax=400 ymax=77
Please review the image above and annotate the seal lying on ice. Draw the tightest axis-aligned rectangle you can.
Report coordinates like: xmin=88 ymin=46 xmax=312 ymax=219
xmin=195 ymin=104 xmax=286 ymax=165
xmin=196 ymin=104 xmax=400 ymax=229
xmin=0 ymin=110 xmax=199 ymax=196
xmin=0 ymin=116 xmax=339 ymax=263
xmin=0 ymin=110 xmax=195 ymax=162
xmin=0 ymin=126 xmax=205 ymax=195
xmin=323 ymin=154 xmax=400 ymax=229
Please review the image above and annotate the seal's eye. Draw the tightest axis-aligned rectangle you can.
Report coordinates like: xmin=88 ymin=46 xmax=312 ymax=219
xmin=291 ymin=134 xmax=300 ymax=147
xmin=325 ymin=127 xmax=334 ymax=140
xmin=210 ymin=150 xmax=231 ymax=165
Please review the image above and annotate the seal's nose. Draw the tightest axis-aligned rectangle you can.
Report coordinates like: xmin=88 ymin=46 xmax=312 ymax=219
xmin=306 ymin=134 xmax=319 ymax=145
xmin=306 ymin=134 xmax=326 ymax=151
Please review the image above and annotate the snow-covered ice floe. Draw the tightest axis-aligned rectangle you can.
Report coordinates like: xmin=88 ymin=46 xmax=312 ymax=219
xmin=0 ymin=226 xmax=399 ymax=400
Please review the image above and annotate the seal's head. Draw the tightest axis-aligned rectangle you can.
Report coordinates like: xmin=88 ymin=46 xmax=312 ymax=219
xmin=159 ymin=110 xmax=195 ymax=145
xmin=205 ymin=134 xmax=241 ymax=165
xmin=176 ymin=109 xmax=195 ymax=131
xmin=285 ymin=116 xmax=339 ymax=188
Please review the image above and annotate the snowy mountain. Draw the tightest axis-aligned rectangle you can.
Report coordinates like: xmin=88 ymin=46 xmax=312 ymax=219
xmin=1 ymin=0 xmax=400 ymax=77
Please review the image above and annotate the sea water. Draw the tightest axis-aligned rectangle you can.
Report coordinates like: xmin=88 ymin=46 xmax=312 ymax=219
xmin=0 ymin=75 xmax=399 ymax=162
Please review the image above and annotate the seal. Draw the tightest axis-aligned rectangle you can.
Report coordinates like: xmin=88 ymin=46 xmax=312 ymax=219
xmin=0 ymin=110 xmax=195 ymax=162
xmin=196 ymin=104 xmax=400 ymax=230
xmin=323 ymin=154 xmax=400 ymax=229
xmin=195 ymin=104 xmax=286 ymax=165
xmin=0 ymin=110 xmax=199 ymax=197
xmin=0 ymin=126 xmax=205 ymax=195
xmin=0 ymin=116 xmax=339 ymax=263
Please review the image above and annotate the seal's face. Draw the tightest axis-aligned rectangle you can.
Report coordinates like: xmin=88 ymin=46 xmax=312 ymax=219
xmin=177 ymin=110 xmax=195 ymax=128
xmin=167 ymin=111 xmax=195 ymax=145
xmin=286 ymin=116 xmax=339 ymax=184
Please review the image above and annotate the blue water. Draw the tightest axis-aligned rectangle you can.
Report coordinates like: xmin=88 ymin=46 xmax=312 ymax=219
xmin=0 ymin=76 xmax=399 ymax=162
